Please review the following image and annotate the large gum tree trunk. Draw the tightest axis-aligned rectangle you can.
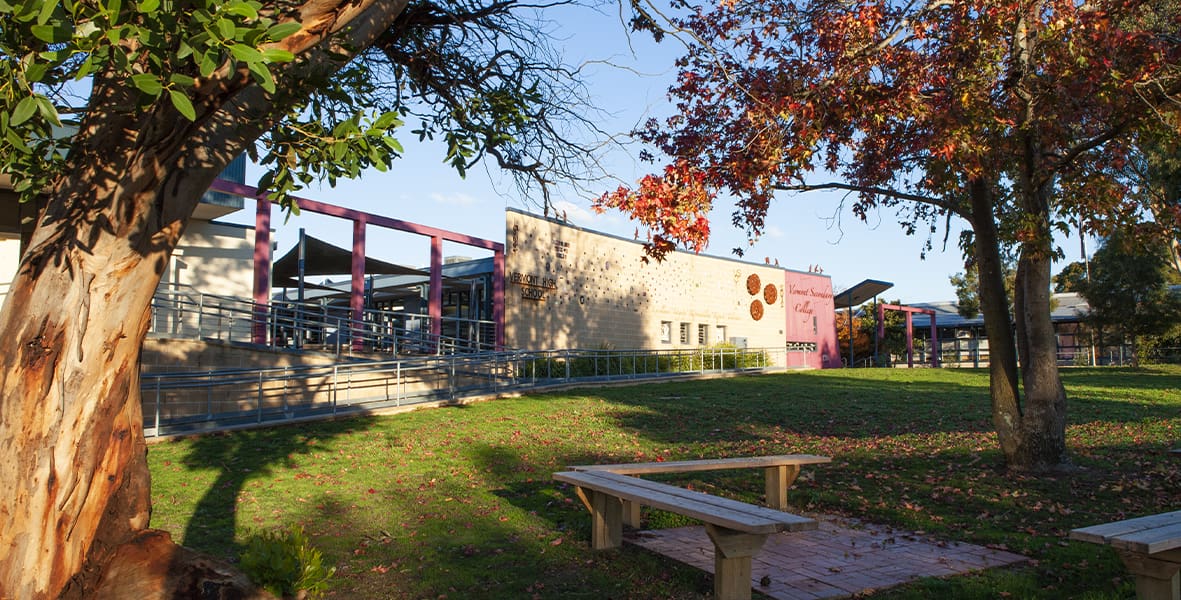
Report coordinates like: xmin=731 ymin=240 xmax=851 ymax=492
xmin=0 ymin=79 xmax=225 ymax=597
xmin=0 ymin=1 xmax=413 ymax=593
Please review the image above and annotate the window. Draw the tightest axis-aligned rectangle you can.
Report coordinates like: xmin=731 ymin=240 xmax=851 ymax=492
xmin=714 ymin=325 xmax=727 ymax=345
xmin=697 ymin=324 xmax=709 ymax=345
xmin=660 ymin=321 xmax=672 ymax=344
xmin=679 ymin=322 xmax=691 ymax=344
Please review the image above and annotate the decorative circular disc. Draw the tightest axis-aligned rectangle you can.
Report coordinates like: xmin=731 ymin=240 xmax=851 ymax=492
xmin=750 ymin=300 xmax=764 ymax=321
xmin=746 ymin=274 xmax=761 ymax=296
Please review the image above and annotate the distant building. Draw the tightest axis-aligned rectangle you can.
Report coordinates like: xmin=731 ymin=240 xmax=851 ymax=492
xmin=0 ymin=156 xmax=256 ymax=306
xmin=502 ymin=209 xmax=840 ymax=368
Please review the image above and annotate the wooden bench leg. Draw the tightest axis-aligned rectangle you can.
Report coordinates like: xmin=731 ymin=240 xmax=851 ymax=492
xmin=622 ymin=499 xmax=642 ymax=528
xmin=705 ymin=524 xmax=768 ymax=600
xmin=576 ymin=487 xmax=623 ymax=550
xmin=1118 ymin=550 xmax=1181 ymax=600
xmin=764 ymin=464 xmax=800 ymax=511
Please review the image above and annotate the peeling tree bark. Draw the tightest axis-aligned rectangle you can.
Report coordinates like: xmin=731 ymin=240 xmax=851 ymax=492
xmin=0 ymin=0 xmax=410 ymax=595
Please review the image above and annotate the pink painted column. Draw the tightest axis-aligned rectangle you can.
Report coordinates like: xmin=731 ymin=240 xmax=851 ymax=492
xmin=930 ymin=315 xmax=939 ymax=367
xmin=351 ymin=218 xmax=367 ymax=352
xmin=905 ymin=312 xmax=914 ymax=368
xmin=252 ymin=198 xmax=272 ymax=345
xmin=429 ymin=235 xmax=443 ymax=352
xmin=493 ymin=248 xmax=505 ymax=349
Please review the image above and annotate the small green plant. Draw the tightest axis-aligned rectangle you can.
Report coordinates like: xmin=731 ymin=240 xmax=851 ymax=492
xmin=239 ymin=525 xmax=335 ymax=599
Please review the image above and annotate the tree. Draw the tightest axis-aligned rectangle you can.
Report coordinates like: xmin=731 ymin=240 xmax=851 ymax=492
xmin=0 ymin=0 xmax=593 ymax=595
xmin=597 ymin=0 xmax=1181 ymax=471
xmin=1053 ymin=261 xmax=1090 ymax=293
xmin=950 ymin=260 xmax=1016 ymax=320
xmin=1079 ymin=232 xmax=1181 ymax=367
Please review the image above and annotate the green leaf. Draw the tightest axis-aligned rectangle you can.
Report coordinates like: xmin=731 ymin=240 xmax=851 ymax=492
xmin=224 ymin=1 xmax=257 ymax=20
xmin=216 ymin=17 xmax=234 ymax=40
xmin=105 ymin=0 xmax=120 ymax=20
xmin=24 ymin=62 xmax=49 ymax=83
xmin=34 ymin=95 xmax=60 ymax=126
xmin=261 ymin=48 xmax=293 ymax=63
xmin=169 ymin=73 xmax=195 ymax=87
xmin=138 ymin=0 xmax=159 ymax=13
xmin=247 ymin=60 xmax=274 ymax=93
xmin=74 ymin=55 xmax=94 ymax=80
xmin=198 ymin=51 xmax=217 ymax=77
xmin=10 ymin=96 xmax=38 ymax=126
xmin=30 ymin=23 xmax=72 ymax=43
xmin=372 ymin=111 xmax=402 ymax=130
xmin=36 ymin=0 xmax=57 ymax=25
xmin=130 ymin=73 xmax=162 ymax=95
xmin=169 ymin=89 xmax=196 ymax=120
xmin=229 ymin=43 xmax=263 ymax=64
xmin=265 ymin=22 xmax=301 ymax=41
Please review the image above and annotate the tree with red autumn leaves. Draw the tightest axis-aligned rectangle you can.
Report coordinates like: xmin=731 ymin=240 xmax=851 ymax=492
xmin=597 ymin=0 xmax=1181 ymax=471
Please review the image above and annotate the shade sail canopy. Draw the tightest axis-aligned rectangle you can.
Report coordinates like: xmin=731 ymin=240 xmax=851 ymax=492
xmin=272 ymin=235 xmax=427 ymax=281
xmin=833 ymin=279 xmax=894 ymax=308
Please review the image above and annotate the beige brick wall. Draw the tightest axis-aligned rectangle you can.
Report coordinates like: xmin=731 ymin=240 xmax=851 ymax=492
xmin=504 ymin=209 xmax=792 ymax=351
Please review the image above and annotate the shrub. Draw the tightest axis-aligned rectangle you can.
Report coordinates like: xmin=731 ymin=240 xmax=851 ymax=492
xmin=239 ymin=525 xmax=335 ymax=599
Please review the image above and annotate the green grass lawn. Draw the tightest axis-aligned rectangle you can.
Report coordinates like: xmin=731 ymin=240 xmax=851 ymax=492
xmin=147 ymin=366 xmax=1181 ymax=599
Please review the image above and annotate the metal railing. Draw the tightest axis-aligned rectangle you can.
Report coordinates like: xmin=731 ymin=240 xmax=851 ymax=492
xmin=149 ymin=284 xmax=498 ymax=355
xmin=140 ymin=346 xmax=789 ymax=438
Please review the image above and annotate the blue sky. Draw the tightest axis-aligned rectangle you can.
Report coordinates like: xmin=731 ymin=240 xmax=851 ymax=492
xmin=224 ymin=4 xmax=1091 ymax=304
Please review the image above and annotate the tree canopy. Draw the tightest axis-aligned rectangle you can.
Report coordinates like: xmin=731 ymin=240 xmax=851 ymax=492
xmin=1 ymin=0 xmax=596 ymax=210
xmin=597 ymin=0 xmax=1181 ymax=470
xmin=1080 ymin=231 xmax=1181 ymax=365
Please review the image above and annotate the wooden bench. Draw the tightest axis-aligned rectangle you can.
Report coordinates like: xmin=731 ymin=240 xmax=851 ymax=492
xmin=1070 ymin=510 xmax=1181 ymax=600
xmin=554 ymin=469 xmax=816 ymax=600
xmin=568 ymin=454 xmax=830 ymax=526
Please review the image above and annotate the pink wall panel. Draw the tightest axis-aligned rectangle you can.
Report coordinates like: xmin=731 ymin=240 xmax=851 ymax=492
xmin=783 ymin=271 xmax=841 ymax=369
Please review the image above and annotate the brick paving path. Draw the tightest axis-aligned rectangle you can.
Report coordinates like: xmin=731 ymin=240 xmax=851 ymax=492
xmin=627 ymin=517 xmax=1028 ymax=599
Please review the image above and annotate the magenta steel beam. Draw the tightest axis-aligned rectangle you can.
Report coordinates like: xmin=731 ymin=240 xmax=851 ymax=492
xmin=429 ymin=235 xmax=443 ymax=351
xmin=209 ymin=179 xmax=507 ymax=350
xmin=904 ymin=312 xmax=914 ymax=368
xmin=351 ymin=218 xmax=367 ymax=353
xmin=929 ymin=314 xmax=939 ymax=367
xmin=252 ymin=198 xmax=272 ymax=345
xmin=493 ymin=248 xmax=505 ymax=349
xmin=210 ymin=181 xmax=502 ymax=250
xmin=878 ymin=303 xmax=937 ymax=369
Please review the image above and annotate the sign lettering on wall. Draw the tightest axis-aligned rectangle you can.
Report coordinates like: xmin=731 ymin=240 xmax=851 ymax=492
xmin=510 ymin=271 xmax=558 ymax=301
xmin=787 ymin=284 xmax=834 ymax=299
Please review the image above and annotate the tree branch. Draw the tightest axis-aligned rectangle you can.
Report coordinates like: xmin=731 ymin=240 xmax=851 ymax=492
xmin=772 ymin=180 xmax=966 ymax=217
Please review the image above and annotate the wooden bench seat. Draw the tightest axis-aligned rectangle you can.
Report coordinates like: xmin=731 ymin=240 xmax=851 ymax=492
xmin=1070 ymin=509 xmax=1181 ymax=600
xmin=569 ymin=454 xmax=830 ymax=526
xmin=554 ymin=469 xmax=816 ymax=600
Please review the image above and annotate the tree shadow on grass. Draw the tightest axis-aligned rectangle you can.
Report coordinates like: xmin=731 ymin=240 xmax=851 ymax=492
xmin=581 ymin=369 xmax=1181 ymax=448
xmin=170 ymin=417 xmax=380 ymax=559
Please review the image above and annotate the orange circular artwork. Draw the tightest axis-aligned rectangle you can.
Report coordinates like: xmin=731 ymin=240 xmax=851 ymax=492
xmin=750 ymin=300 xmax=764 ymax=321
xmin=763 ymin=284 xmax=778 ymax=305
xmin=746 ymin=274 xmax=761 ymax=296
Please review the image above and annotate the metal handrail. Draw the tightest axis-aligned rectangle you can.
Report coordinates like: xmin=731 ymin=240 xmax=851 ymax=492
xmin=140 ymin=346 xmax=789 ymax=438
xmin=149 ymin=283 xmax=498 ymax=356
